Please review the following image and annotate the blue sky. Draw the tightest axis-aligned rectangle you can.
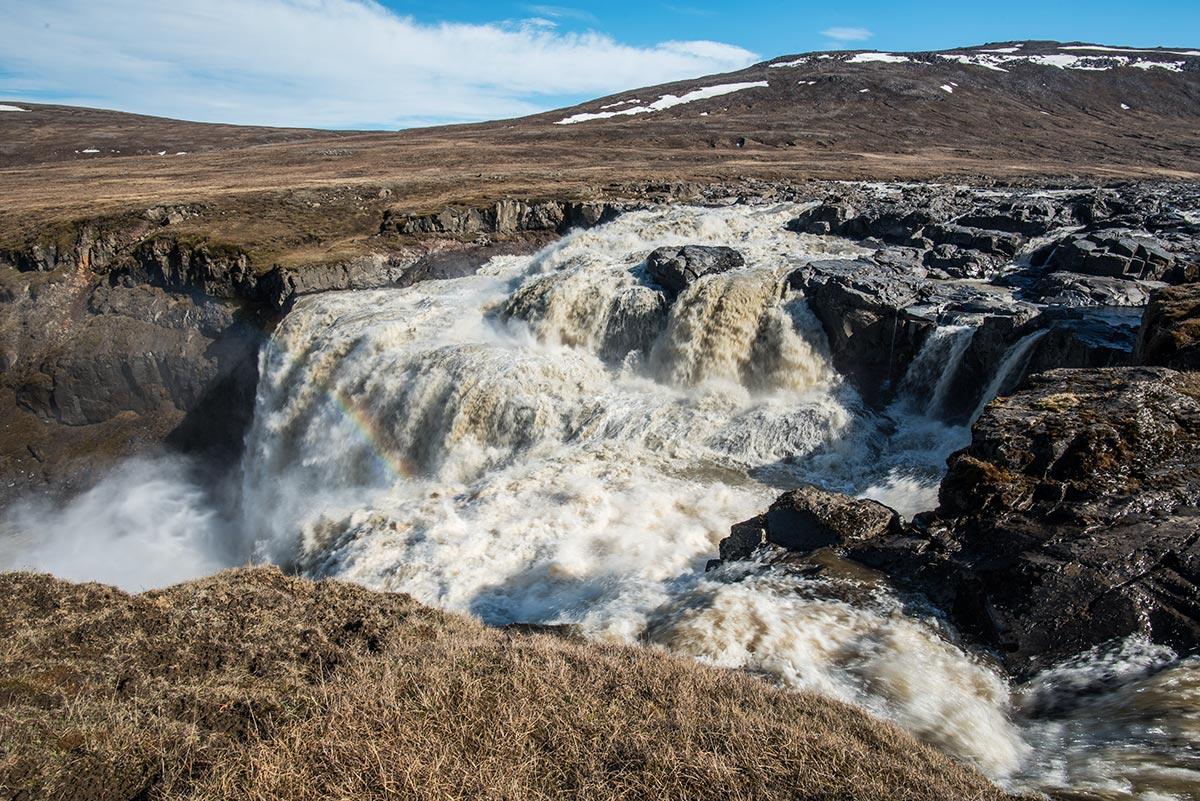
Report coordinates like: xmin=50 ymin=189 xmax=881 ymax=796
xmin=395 ymin=1 xmax=1200 ymax=54
xmin=1 ymin=0 xmax=1196 ymax=129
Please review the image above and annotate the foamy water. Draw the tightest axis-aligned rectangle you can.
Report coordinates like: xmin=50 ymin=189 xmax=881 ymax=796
xmin=3 ymin=203 xmax=1194 ymax=798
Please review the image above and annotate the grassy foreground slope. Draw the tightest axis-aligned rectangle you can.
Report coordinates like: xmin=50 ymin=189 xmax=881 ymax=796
xmin=0 ymin=566 xmax=1006 ymax=801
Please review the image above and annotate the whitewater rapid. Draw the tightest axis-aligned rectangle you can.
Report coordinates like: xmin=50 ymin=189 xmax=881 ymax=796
xmin=4 ymin=203 xmax=1195 ymax=799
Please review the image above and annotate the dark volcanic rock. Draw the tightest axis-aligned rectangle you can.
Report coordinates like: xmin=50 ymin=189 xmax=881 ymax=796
xmin=924 ymin=223 xmax=1024 ymax=258
xmin=786 ymin=187 xmax=975 ymax=245
xmin=956 ymin=196 xmax=1091 ymax=236
xmin=1030 ymin=271 xmax=1163 ymax=307
xmin=853 ymin=367 xmax=1200 ymax=677
xmin=646 ymin=245 xmax=745 ymax=296
xmin=788 ymin=259 xmax=935 ymax=406
xmin=922 ymin=244 xmax=1005 ymax=280
xmin=718 ymin=485 xmax=902 ymax=563
xmin=1048 ymin=229 xmax=1178 ymax=281
xmin=0 ymin=270 xmax=263 ymax=497
xmin=790 ymin=257 xmax=1034 ymax=408
xmin=1136 ymin=283 xmax=1200 ymax=371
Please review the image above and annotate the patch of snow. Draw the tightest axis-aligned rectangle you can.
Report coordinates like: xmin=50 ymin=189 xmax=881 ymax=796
xmin=1061 ymin=45 xmax=1200 ymax=56
xmin=939 ymin=53 xmax=1010 ymax=72
xmin=847 ymin=52 xmax=911 ymax=64
xmin=940 ymin=84 xmax=955 ymax=93
xmin=1025 ymin=54 xmax=1110 ymax=70
xmin=817 ymin=54 xmax=833 ymax=59
xmin=600 ymin=99 xmax=641 ymax=109
xmin=770 ymin=57 xmax=810 ymax=68
xmin=0 ymin=104 xmax=29 ymax=112
xmin=175 ymin=152 xmax=188 ymax=155
xmin=1121 ymin=103 xmax=1131 ymax=110
xmin=1132 ymin=59 xmax=1184 ymax=72
xmin=979 ymin=47 xmax=1022 ymax=54
xmin=859 ymin=89 xmax=870 ymax=93
xmin=555 ymin=81 xmax=769 ymax=124
xmin=699 ymin=112 xmax=708 ymax=116
xmin=80 ymin=148 xmax=100 ymax=153
xmin=157 ymin=150 xmax=167 ymax=156
xmin=939 ymin=50 xmax=1188 ymax=73
xmin=797 ymin=80 xmax=818 ymax=85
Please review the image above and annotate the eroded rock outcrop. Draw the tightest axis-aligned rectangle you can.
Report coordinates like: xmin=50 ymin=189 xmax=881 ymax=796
xmin=0 ymin=268 xmax=262 ymax=498
xmin=721 ymin=368 xmax=1200 ymax=678
xmin=1136 ymin=283 xmax=1200 ymax=370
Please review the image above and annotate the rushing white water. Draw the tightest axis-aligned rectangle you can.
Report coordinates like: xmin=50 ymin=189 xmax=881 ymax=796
xmin=3 ymin=202 xmax=1191 ymax=799
xmin=0 ymin=457 xmax=238 ymax=591
xmin=233 ymin=203 xmax=1031 ymax=786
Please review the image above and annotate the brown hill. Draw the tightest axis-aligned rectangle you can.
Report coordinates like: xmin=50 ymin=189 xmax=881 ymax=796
xmin=0 ymin=566 xmax=1009 ymax=801
xmin=0 ymin=40 xmax=1197 ymax=270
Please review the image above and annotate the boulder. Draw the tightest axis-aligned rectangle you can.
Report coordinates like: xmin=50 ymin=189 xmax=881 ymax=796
xmin=789 ymin=259 xmax=935 ymax=406
xmin=790 ymin=258 xmax=1035 ymax=408
xmin=717 ymin=485 xmax=902 ymax=563
xmin=646 ymin=245 xmax=745 ymax=296
xmin=954 ymin=196 xmax=1086 ymax=236
xmin=924 ymin=223 xmax=1024 ymax=258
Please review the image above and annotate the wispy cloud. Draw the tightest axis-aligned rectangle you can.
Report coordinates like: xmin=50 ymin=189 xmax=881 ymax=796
xmin=0 ymin=0 xmax=756 ymax=129
xmin=521 ymin=5 xmax=600 ymax=23
xmin=662 ymin=4 xmax=717 ymax=16
xmin=821 ymin=27 xmax=874 ymax=44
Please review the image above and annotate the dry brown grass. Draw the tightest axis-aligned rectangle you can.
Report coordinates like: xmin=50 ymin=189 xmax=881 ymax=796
xmin=0 ymin=566 xmax=1009 ymax=801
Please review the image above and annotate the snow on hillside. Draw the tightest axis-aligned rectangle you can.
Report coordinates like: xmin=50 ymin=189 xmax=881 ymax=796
xmin=768 ymin=43 xmax=1195 ymax=74
xmin=556 ymin=82 xmax=769 ymax=125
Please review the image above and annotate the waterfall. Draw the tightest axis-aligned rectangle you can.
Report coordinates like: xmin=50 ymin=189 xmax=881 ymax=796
xmin=897 ymin=325 xmax=976 ymax=418
xmin=7 ymin=202 xmax=1188 ymax=799
xmin=970 ymin=329 xmax=1049 ymax=423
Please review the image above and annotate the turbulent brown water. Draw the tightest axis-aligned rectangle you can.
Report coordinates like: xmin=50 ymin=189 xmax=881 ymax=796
xmin=3 ymin=204 xmax=1196 ymax=799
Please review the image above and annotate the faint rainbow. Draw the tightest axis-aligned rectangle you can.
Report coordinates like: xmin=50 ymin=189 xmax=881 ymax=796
xmin=265 ymin=335 xmax=416 ymax=483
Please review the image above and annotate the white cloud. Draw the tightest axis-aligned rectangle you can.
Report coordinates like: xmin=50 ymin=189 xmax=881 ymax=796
xmin=0 ymin=0 xmax=757 ymax=128
xmin=821 ymin=27 xmax=874 ymax=43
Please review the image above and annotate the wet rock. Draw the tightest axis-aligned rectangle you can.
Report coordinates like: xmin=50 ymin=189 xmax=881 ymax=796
xmin=1048 ymin=229 xmax=1178 ymax=282
xmin=1030 ymin=271 xmax=1163 ymax=307
xmin=935 ymin=306 xmax=1136 ymax=423
xmin=717 ymin=485 xmax=902 ymax=563
xmin=924 ymin=223 xmax=1024 ymax=258
xmin=646 ymin=245 xmax=745 ymax=296
xmin=923 ymin=244 xmax=1005 ymax=280
xmin=1019 ymin=308 xmax=1138 ymax=378
xmin=790 ymin=258 xmax=1032 ymax=407
xmin=0 ymin=274 xmax=262 ymax=494
xmin=1135 ymin=283 xmax=1200 ymax=371
xmin=788 ymin=259 xmax=934 ymax=405
xmin=852 ymin=367 xmax=1200 ymax=677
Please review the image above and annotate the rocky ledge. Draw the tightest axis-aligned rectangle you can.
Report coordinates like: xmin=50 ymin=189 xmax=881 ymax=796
xmin=715 ymin=364 xmax=1200 ymax=678
xmin=783 ymin=182 xmax=1199 ymax=411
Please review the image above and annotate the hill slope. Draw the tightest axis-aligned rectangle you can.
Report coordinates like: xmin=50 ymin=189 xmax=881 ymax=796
xmin=0 ymin=40 xmax=1197 ymax=269
xmin=0 ymin=566 xmax=1008 ymax=800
